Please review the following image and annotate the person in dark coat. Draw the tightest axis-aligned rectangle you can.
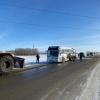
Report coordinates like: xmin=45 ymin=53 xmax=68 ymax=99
xmin=79 ymin=53 xmax=83 ymax=61
xmin=36 ymin=54 xmax=40 ymax=63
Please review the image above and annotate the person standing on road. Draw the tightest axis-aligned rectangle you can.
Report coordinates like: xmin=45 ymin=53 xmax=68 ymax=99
xmin=79 ymin=53 xmax=82 ymax=61
xmin=67 ymin=53 xmax=72 ymax=61
xmin=36 ymin=54 xmax=40 ymax=63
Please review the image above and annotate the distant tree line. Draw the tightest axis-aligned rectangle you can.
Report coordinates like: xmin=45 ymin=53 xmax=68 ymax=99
xmin=6 ymin=48 xmax=39 ymax=55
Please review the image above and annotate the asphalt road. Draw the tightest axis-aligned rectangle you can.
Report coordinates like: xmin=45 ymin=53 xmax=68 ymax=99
xmin=0 ymin=57 xmax=100 ymax=100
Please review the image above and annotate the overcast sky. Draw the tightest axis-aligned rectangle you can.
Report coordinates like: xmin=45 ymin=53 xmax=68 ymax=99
xmin=0 ymin=0 xmax=100 ymax=53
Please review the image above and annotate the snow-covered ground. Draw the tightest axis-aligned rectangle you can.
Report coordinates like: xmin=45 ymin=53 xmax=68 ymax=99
xmin=15 ymin=54 xmax=90 ymax=67
xmin=16 ymin=54 xmax=47 ymax=66
xmin=77 ymin=61 xmax=100 ymax=100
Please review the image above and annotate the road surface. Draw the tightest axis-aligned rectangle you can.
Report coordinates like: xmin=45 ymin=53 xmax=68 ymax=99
xmin=0 ymin=56 xmax=100 ymax=100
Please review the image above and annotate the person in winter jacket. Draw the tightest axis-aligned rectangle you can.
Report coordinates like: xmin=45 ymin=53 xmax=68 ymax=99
xmin=67 ymin=53 xmax=72 ymax=61
xmin=36 ymin=54 xmax=40 ymax=63
xmin=79 ymin=53 xmax=83 ymax=61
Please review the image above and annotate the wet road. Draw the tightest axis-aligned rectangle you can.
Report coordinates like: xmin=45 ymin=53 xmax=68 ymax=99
xmin=0 ymin=57 xmax=100 ymax=100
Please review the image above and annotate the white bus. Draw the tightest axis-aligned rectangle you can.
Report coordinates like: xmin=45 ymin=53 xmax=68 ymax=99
xmin=47 ymin=46 xmax=76 ymax=62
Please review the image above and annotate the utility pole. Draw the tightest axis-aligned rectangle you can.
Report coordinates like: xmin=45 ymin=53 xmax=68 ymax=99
xmin=33 ymin=44 xmax=35 ymax=55
xmin=33 ymin=44 xmax=35 ymax=50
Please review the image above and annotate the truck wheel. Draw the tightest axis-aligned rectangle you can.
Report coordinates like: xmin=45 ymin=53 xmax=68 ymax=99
xmin=0 ymin=56 xmax=14 ymax=73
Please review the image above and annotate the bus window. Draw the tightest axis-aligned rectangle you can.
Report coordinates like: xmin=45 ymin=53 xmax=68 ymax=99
xmin=65 ymin=49 xmax=70 ymax=53
xmin=62 ymin=49 xmax=64 ymax=53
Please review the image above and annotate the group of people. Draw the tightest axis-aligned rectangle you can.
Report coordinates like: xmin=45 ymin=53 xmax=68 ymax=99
xmin=67 ymin=53 xmax=83 ymax=61
xmin=36 ymin=53 xmax=83 ymax=63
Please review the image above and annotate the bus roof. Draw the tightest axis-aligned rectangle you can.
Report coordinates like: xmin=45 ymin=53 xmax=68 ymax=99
xmin=48 ymin=46 xmax=75 ymax=50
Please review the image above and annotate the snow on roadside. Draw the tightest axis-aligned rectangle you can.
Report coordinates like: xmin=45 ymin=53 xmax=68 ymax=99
xmin=15 ymin=54 xmax=47 ymax=67
xmin=15 ymin=54 xmax=90 ymax=67
xmin=77 ymin=61 xmax=100 ymax=100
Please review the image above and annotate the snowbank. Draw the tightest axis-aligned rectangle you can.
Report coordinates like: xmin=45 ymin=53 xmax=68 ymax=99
xmin=77 ymin=61 xmax=100 ymax=100
xmin=15 ymin=54 xmax=47 ymax=66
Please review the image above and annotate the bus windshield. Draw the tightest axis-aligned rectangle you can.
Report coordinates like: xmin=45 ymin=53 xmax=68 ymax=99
xmin=48 ymin=50 xmax=59 ymax=57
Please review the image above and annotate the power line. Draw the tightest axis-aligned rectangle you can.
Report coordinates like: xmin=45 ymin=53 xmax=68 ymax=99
xmin=0 ymin=20 xmax=100 ymax=31
xmin=0 ymin=2 xmax=100 ymax=20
